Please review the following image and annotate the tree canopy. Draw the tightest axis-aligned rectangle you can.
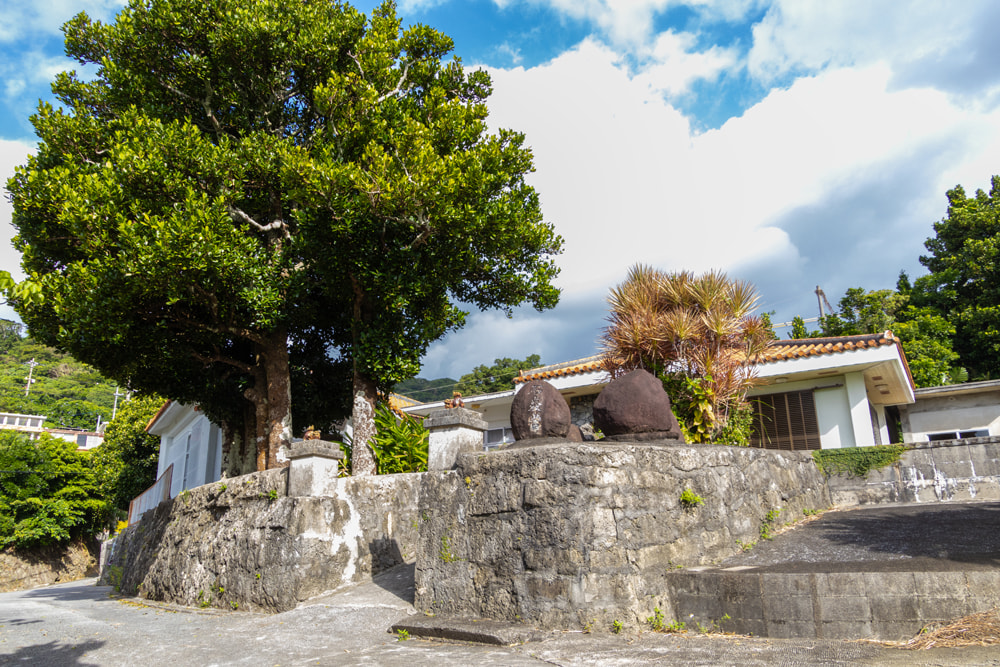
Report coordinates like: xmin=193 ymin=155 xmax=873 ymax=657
xmin=787 ymin=282 xmax=963 ymax=388
xmin=909 ymin=176 xmax=1000 ymax=381
xmin=456 ymin=355 xmax=541 ymax=396
xmin=7 ymin=0 xmax=562 ymax=474
xmin=91 ymin=395 xmax=162 ymax=514
xmin=0 ymin=432 xmax=108 ymax=550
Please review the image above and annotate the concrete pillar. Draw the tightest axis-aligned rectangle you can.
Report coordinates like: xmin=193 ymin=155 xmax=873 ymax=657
xmin=423 ymin=407 xmax=488 ymax=470
xmin=286 ymin=440 xmax=344 ymax=496
xmin=845 ymin=372 xmax=875 ymax=447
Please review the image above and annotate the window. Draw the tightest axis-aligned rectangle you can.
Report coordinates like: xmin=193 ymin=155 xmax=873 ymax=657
xmin=928 ymin=429 xmax=988 ymax=441
xmin=484 ymin=427 xmax=514 ymax=450
xmin=750 ymin=390 xmax=821 ymax=451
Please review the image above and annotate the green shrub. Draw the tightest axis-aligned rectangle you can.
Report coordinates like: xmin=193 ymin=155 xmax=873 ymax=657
xmin=0 ymin=431 xmax=109 ymax=549
xmin=812 ymin=445 xmax=909 ymax=478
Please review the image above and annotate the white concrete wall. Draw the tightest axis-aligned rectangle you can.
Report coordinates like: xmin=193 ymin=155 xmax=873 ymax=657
xmin=814 ymin=384 xmax=853 ymax=448
xmin=903 ymin=394 xmax=1000 ymax=442
xmin=154 ymin=405 xmax=221 ymax=498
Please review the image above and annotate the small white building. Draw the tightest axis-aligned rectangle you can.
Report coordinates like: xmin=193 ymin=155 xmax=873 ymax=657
xmin=899 ymin=379 xmax=1000 ymax=442
xmin=747 ymin=332 xmax=914 ymax=449
xmin=0 ymin=412 xmax=46 ymax=439
xmin=146 ymin=401 xmax=223 ymax=498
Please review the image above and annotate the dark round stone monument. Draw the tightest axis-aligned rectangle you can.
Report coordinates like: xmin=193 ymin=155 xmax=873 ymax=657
xmin=593 ymin=369 xmax=686 ymax=442
xmin=510 ymin=380 xmax=571 ymax=441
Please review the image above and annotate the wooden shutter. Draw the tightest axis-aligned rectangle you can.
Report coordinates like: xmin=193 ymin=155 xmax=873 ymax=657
xmin=750 ymin=390 xmax=821 ymax=450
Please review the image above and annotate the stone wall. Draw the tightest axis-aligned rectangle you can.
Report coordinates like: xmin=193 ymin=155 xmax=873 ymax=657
xmin=827 ymin=438 xmax=1000 ymax=505
xmin=101 ymin=467 xmax=430 ymax=612
xmin=414 ymin=442 xmax=831 ymax=630
xmin=568 ymin=395 xmax=595 ymax=428
xmin=0 ymin=538 xmax=99 ymax=593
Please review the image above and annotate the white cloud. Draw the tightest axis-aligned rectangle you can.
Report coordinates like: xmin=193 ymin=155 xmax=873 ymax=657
xmin=634 ymin=30 xmax=739 ymax=97
xmin=1 ymin=139 xmax=33 ymax=279
xmin=397 ymin=0 xmax=451 ymax=12
xmin=418 ymin=29 xmax=1000 ymax=377
xmin=0 ymin=0 xmax=125 ymax=42
xmin=747 ymin=0 xmax=1000 ymax=100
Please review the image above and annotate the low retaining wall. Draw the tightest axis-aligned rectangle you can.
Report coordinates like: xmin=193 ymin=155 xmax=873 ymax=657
xmin=828 ymin=438 xmax=1000 ymax=505
xmin=0 ymin=538 xmax=99 ymax=592
xmin=414 ymin=442 xmax=832 ymax=630
xmin=101 ymin=468 xmax=431 ymax=612
xmin=668 ymin=566 xmax=1000 ymax=640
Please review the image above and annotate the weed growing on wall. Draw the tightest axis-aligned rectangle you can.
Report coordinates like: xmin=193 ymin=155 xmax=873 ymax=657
xmin=679 ymin=488 xmax=704 ymax=509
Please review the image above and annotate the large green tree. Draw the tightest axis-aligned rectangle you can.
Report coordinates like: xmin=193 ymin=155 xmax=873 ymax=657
xmin=92 ymin=395 xmax=163 ymax=514
xmin=456 ymin=354 xmax=541 ymax=395
xmin=7 ymin=0 xmax=561 ymax=474
xmin=790 ymin=280 xmax=963 ymax=388
xmin=910 ymin=176 xmax=1000 ymax=380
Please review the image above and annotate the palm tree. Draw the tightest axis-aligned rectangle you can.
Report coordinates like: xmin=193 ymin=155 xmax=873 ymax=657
xmin=600 ymin=265 xmax=773 ymax=443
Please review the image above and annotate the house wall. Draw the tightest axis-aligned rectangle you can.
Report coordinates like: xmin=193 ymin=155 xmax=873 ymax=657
xmin=748 ymin=373 xmax=878 ymax=449
xmin=156 ymin=408 xmax=222 ymax=498
xmin=901 ymin=390 xmax=1000 ymax=442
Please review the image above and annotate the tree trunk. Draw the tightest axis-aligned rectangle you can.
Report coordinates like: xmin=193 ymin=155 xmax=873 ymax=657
xmin=351 ymin=371 xmax=378 ymax=476
xmin=349 ymin=274 xmax=378 ymax=476
xmin=249 ymin=326 xmax=294 ymax=471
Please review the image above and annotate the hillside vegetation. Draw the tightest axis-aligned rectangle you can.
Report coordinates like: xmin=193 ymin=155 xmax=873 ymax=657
xmin=0 ymin=320 xmax=117 ymax=430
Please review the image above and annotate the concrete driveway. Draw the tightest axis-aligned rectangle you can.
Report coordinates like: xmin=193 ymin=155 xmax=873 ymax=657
xmin=2 ymin=564 xmax=998 ymax=667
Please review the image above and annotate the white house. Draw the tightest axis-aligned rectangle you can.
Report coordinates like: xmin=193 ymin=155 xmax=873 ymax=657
xmin=402 ymin=332 xmax=917 ymax=451
xmin=146 ymin=401 xmax=223 ymax=498
xmin=746 ymin=332 xmax=914 ymax=449
xmin=899 ymin=379 xmax=1000 ymax=442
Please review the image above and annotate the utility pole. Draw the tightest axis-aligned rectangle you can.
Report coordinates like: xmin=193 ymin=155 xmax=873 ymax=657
xmin=112 ymin=386 xmax=126 ymax=420
xmin=815 ymin=286 xmax=833 ymax=319
xmin=23 ymin=358 xmax=38 ymax=396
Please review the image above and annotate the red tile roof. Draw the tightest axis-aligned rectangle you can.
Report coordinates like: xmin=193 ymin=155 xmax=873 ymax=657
xmin=514 ymin=332 xmax=904 ymax=386
xmin=751 ymin=331 xmax=902 ymax=365
xmin=514 ymin=356 xmax=605 ymax=384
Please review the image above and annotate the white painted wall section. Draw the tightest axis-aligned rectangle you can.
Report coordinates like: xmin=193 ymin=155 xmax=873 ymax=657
xmin=815 ymin=385 xmax=853 ymax=449
xmin=845 ymin=372 xmax=875 ymax=447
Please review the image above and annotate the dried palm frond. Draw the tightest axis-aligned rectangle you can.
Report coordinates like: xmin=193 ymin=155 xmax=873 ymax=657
xmin=598 ymin=264 xmax=776 ymax=441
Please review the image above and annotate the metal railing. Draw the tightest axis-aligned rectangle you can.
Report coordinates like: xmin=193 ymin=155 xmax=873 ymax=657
xmin=127 ymin=464 xmax=173 ymax=525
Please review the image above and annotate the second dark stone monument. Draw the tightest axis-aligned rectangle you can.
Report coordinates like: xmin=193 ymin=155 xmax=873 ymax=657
xmin=593 ymin=369 xmax=686 ymax=442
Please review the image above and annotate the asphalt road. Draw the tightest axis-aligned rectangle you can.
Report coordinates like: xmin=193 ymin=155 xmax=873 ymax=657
xmin=2 ymin=567 xmax=998 ymax=667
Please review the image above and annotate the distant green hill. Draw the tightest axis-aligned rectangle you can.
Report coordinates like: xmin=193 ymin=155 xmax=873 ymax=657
xmin=0 ymin=320 xmax=118 ymax=430
xmin=393 ymin=376 xmax=458 ymax=403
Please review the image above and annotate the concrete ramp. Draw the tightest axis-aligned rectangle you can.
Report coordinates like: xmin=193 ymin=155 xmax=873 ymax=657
xmin=668 ymin=501 xmax=1000 ymax=639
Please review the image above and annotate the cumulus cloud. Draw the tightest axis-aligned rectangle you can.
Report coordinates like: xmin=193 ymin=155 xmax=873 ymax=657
xmin=0 ymin=139 xmax=34 ymax=322
xmin=417 ymin=26 xmax=1000 ymax=376
xmin=748 ymin=0 xmax=1000 ymax=103
xmin=1 ymin=139 xmax=33 ymax=279
xmin=0 ymin=0 xmax=124 ymax=42
xmin=634 ymin=30 xmax=739 ymax=97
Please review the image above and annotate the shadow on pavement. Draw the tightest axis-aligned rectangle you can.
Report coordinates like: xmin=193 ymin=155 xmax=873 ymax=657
xmin=1 ymin=639 xmax=105 ymax=666
xmin=371 ymin=562 xmax=416 ymax=605
xmin=20 ymin=579 xmax=115 ymax=603
xmin=727 ymin=501 xmax=1000 ymax=570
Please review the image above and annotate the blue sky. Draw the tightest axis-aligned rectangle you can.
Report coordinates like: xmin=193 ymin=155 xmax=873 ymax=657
xmin=4 ymin=1 xmax=1000 ymax=382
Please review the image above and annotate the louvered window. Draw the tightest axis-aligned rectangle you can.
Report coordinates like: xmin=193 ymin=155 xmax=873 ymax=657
xmin=750 ymin=390 xmax=821 ymax=450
